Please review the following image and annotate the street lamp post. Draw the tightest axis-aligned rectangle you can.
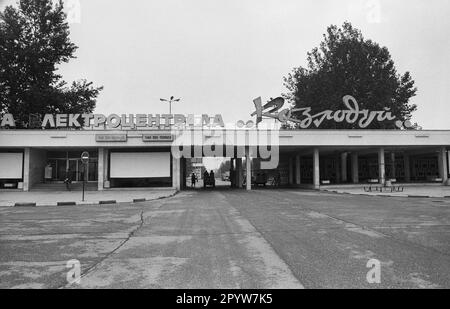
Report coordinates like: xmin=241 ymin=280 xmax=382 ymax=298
xmin=160 ymin=96 xmax=181 ymax=114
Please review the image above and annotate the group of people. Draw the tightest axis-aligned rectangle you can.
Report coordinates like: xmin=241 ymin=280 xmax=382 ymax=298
xmin=191 ymin=170 xmax=215 ymax=188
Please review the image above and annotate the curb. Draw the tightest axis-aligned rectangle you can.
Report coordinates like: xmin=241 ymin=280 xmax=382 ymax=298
xmin=57 ymin=202 xmax=77 ymax=206
xmin=9 ymin=190 xmax=179 ymax=208
xmin=99 ymin=200 xmax=117 ymax=205
xmin=14 ymin=202 xmax=36 ymax=207
xmin=322 ymin=189 xmax=440 ymax=199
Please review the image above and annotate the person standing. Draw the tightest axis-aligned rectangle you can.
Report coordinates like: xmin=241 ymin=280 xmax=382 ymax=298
xmin=191 ymin=172 xmax=197 ymax=188
xmin=64 ymin=168 xmax=73 ymax=191
xmin=275 ymin=171 xmax=281 ymax=187
xmin=210 ymin=170 xmax=215 ymax=188
xmin=203 ymin=170 xmax=209 ymax=188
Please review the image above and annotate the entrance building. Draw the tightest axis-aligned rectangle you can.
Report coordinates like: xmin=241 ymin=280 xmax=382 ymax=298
xmin=1 ymin=128 xmax=450 ymax=191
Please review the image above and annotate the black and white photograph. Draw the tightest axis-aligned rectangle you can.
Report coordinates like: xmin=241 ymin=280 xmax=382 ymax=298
xmin=1 ymin=0 xmax=450 ymax=294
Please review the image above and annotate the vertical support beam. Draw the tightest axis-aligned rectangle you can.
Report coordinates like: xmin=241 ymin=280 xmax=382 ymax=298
xmin=180 ymin=158 xmax=186 ymax=190
xmin=23 ymin=147 xmax=31 ymax=192
xmin=99 ymin=148 xmax=110 ymax=189
xmin=295 ymin=155 xmax=301 ymax=185
xmin=378 ymin=148 xmax=385 ymax=185
xmin=313 ymin=148 xmax=320 ymax=189
xmin=104 ymin=149 xmax=110 ymax=188
xmin=236 ymin=158 xmax=243 ymax=188
xmin=234 ymin=158 xmax=238 ymax=188
xmin=341 ymin=152 xmax=348 ymax=182
xmin=438 ymin=147 xmax=448 ymax=184
xmin=288 ymin=157 xmax=294 ymax=185
xmin=351 ymin=152 xmax=359 ymax=184
xmin=172 ymin=156 xmax=181 ymax=190
xmin=404 ymin=154 xmax=411 ymax=182
xmin=245 ymin=147 xmax=251 ymax=191
xmin=98 ymin=148 xmax=105 ymax=191
xmin=230 ymin=158 xmax=235 ymax=188
xmin=391 ymin=152 xmax=396 ymax=180
xmin=448 ymin=151 xmax=450 ymax=178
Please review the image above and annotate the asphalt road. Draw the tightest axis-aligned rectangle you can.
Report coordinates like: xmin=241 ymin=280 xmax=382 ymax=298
xmin=1 ymin=189 xmax=449 ymax=289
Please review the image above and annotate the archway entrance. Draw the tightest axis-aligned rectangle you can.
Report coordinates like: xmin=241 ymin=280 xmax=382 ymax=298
xmin=184 ymin=157 xmax=233 ymax=190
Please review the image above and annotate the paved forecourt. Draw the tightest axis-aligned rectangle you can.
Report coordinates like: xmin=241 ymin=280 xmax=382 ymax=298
xmin=1 ymin=189 xmax=450 ymax=288
xmin=0 ymin=190 xmax=303 ymax=289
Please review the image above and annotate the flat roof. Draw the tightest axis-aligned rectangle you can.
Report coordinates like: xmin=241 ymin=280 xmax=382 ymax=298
xmin=1 ymin=129 xmax=450 ymax=148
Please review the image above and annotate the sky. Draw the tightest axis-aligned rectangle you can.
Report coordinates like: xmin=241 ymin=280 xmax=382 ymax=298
xmin=1 ymin=0 xmax=450 ymax=130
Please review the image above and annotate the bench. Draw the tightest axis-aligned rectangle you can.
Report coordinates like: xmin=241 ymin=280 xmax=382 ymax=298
xmin=364 ymin=179 xmax=403 ymax=193
xmin=364 ymin=185 xmax=404 ymax=193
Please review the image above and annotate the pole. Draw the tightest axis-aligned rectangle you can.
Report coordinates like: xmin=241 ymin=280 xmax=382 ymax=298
xmin=80 ymin=151 xmax=89 ymax=202
xmin=245 ymin=147 xmax=251 ymax=191
xmin=82 ymin=163 xmax=85 ymax=202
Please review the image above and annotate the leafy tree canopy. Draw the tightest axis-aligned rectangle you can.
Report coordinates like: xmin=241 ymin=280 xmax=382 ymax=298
xmin=283 ymin=22 xmax=417 ymax=129
xmin=0 ymin=0 xmax=103 ymax=127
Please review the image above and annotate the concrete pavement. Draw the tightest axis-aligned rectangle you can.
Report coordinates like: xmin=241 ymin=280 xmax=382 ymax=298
xmin=0 ymin=191 xmax=303 ymax=289
xmin=1 ymin=189 xmax=450 ymax=288
xmin=225 ymin=189 xmax=450 ymax=288
xmin=73 ymin=191 xmax=303 ymax=289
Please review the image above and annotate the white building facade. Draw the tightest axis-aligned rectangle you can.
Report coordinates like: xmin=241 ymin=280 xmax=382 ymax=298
xmin=1 ymin=128 xmax=450 ymax=191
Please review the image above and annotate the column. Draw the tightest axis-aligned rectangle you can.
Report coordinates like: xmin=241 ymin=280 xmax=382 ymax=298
xmin=98 ymin=148 xmax=105 ymax=191
xmin=245 ymin=147 xmax=251 ymax=191
xmin=391 ymin=152 xmax=396 ymax=180
xmin=288 ymin=157 xmax=294 ymax=185
xmin=404 ymin=154 xmax=411 ymax=182
xmin=448 ymin=151 xmax=450 ymax=180
xmin=180 ymin=158 xmax=186 ymax=189
xmin=23 ymin=148 xmax=31 ymax=192
xmin=230 ymin=158 xmax=235 ymax=188
xmin=438 ymin=147 xmax=448 ymax=184
xmin=341 ymin=152 xmax=348 ymax=182
xmin=351 ymin=152 xmax=359 ymax=184
xmin=313 ymin=148 xmax=320 ymax=189
xmin=295 ymin=155 xmax=301 ymax=185
xmin=104 ymin=149 xmax=110 ymax=188
xmin=236 ymin=158 xmax=243 ymax=188
xmin=99 ymin=148 xmax=110 ymax=189
xmin=378 ymin=148 xmax=386 ymax=185
xmin=172 ymin=156 xmax=181 ymax=190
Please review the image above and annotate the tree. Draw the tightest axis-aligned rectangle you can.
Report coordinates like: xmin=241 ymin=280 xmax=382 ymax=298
xmin=217 ymin=160 xmax=231 ymax=175
xmin=283 ymin=22 xmax=417 ymax=129
xmin=0 ymin=0 xmax=103 ymax=127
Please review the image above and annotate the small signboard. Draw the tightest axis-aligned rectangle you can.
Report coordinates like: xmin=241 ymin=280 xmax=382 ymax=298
xmin=95 ymin=134 xmax=127 ymax=142
xmin=142 ymin=133 xmax=173 ymax=142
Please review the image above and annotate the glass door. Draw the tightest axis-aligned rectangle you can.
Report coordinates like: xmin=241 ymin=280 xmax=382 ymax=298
xmin=88 ymin=160 xmax=98 ymax=181
xmin=68 ymin=159 xmax=79 ymax=182
xmin=47 ymin=159 xmax=58 ymax=180
xmin=57 ymin=159 xmax=67 ymax=181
